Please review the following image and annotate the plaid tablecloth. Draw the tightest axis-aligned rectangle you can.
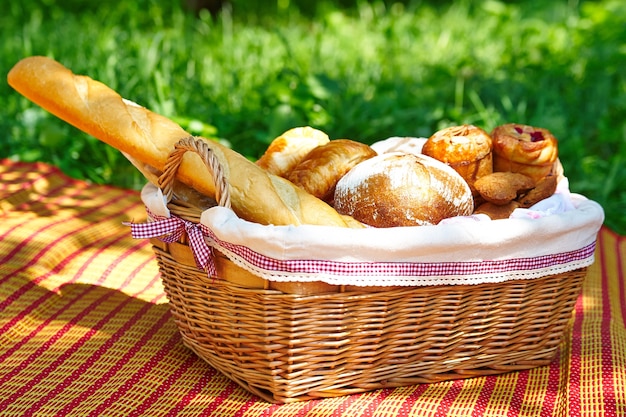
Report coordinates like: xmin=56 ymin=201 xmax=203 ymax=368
xmin=1 ymin=159 xmax=624 ymax=416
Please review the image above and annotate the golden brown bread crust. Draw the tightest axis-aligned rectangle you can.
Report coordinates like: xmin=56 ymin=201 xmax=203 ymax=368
xmin=517 ymin=174 xmax=558 ymax=208
xmin=8 ymin=56 xmax=361 ymax=228
xmin=268 ymin=280 xmax=339 ymax=295
xmin=334 ymin=153 xmax=474 ymax=227
xmin=474 ymin=201 xmax=520 ymax=220
xmin=422 ymin=124 xmax=493 ymax=195
xmin=256 ymin=126 xmax=330 ymax=177
xmin=474 ymin=172 xmax=535 ymax=205
xmin=491 ymin=123 xmax=558 ymax=182
xmin=8 ymin=57 xmax=190 ymax=177
xmin=125 ymin=152 xmax=218 ymax=210
xmin=287 ymin=139 xmax=377 ymax=204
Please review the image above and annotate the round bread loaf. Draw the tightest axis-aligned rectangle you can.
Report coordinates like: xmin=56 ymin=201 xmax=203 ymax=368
xmin=491 ymin=123 xmax=558 ymax=183
xmin=287 ymin=139 xmax=377 ymax=204
xmin=334 ymin=153 xmax=474 ymax=227
xmin=422 ymin=124 xmax=493 ymax=196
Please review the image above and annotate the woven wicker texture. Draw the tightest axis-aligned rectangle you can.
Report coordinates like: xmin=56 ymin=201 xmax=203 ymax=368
xmin=1 ymin=158 xmax=624 ymax=415
xmin=155 ymin=239 xmax=586 ymax=403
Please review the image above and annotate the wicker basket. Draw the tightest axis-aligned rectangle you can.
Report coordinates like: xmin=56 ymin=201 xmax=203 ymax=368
xmin=140 ymin=137 xmax=597 ymax=403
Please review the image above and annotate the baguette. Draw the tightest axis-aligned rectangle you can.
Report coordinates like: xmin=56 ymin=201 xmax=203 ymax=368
xmin=8 ymin=56 xmax=361 ymax=227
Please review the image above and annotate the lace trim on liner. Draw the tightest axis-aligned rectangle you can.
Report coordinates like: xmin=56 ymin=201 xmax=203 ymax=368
xmin=201 ymin=223 xmax=596 ymax=286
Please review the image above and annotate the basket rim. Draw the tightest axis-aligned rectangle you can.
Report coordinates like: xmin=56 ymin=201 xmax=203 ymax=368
xmin=134 ymin=183 xmax=603 ymax=287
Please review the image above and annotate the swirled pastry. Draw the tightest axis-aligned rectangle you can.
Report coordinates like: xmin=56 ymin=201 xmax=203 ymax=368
xmin=491 ymin=123 xmax=558 ymax=182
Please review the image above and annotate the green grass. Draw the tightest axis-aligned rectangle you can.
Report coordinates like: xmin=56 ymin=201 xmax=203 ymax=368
xmin=2 ymin=0 xmax=625 ymax=233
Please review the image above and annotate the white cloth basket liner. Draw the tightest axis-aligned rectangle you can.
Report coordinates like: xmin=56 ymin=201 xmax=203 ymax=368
xmin=140 ymin=182 xmax=605 ymax=287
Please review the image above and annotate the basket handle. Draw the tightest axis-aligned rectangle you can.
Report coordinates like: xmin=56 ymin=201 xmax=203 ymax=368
xmin=158 ymin=135 xmax=232 ymax=209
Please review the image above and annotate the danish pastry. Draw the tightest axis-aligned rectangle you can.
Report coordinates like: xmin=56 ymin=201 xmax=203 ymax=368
xmin=491 ymin=123 xmax=558 ymax=182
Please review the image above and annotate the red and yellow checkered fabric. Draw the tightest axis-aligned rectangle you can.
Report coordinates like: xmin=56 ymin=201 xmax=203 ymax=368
xmin=1 ymin=159 xmax=624 ymax=416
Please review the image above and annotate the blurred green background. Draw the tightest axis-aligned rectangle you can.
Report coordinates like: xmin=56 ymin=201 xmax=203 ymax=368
xmin=2 ymin=0 xmax=624 ymax=233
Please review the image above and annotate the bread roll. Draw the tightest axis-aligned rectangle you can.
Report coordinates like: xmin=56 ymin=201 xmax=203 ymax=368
xmin=256 ymin=126 xmax=330 ymax=177
xmin=422 ymin=125 xmax=493 ymax=196
xmin=491 ymin=123 xmax=558 ymax=183
xmin=334 ymin=153 xmax=474 ymax=227
xmin=474 ymin=201 xmax=520 ymax=220
xmin=287 ymin=139 xmax=377 ymax=204
xmin=517 ymin=174 xmax=558 ymax=208
xmin=474 ymin=172 xmax=535 ymax=205
xmin=7 ymin=56 xmax=361 ymax=228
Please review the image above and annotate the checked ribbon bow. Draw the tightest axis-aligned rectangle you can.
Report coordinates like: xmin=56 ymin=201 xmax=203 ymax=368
xmin=125 ymin=213 xmax=216 ymax=276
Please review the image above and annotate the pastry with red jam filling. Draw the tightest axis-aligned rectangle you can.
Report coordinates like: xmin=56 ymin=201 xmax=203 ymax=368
xmin=491 ymin=123 xmax=558 ymax=182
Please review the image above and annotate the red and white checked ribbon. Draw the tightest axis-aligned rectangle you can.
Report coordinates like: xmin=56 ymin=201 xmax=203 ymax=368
xmin=125 ymin=212 xmax=215 ymax=276
xmin=129 ymin=206 xmax=598 ymax=286
xmin=200 ymin=225 xmax=597 ymax=284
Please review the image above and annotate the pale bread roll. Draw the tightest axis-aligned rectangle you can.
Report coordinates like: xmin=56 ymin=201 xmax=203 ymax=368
xmin=256 ymin=126 xmax=330 ymax=177
xmin=8 ymin=56 xmax=361 ymax=227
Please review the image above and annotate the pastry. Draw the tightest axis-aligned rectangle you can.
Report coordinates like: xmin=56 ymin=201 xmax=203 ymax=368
xmin=256 ymin=126 xmax=330 ymax=177
xmin=517 ymin=174 xmax=558 ymax=208
xmin=422 ymin=124 xmax=493 ymax=196
xmin=287 ymin=139 xmax=377 ymax=204
xmin=474 ymin=201 xmax=520 ymax=220
xmin=491 ymin=123 xmax=558 ymax=182
xmin=474 ymin=172 xmax=535 ymax=205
